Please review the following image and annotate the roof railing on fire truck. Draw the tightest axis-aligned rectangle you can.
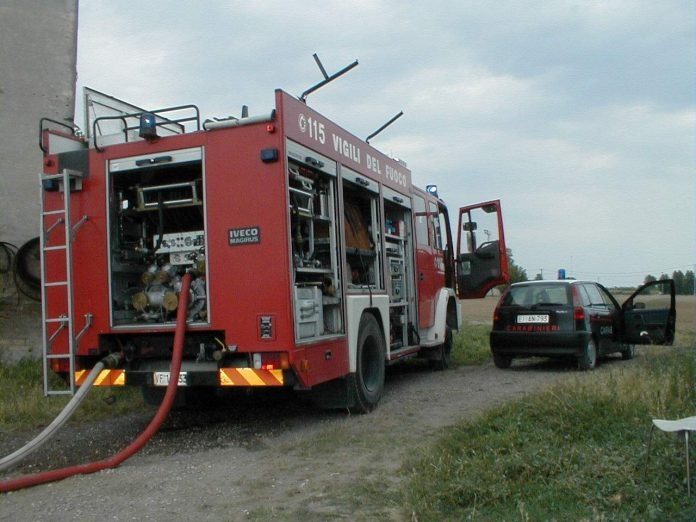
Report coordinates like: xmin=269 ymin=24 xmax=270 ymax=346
xmin=91 ymin=104 xmax=200 ymax=152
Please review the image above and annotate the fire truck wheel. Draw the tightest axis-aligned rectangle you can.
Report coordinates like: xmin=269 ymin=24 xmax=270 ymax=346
xmin=431 ymin=326 xmax=453 ymax=371
xmin=349 ymin=313 xmax=385 ymax=414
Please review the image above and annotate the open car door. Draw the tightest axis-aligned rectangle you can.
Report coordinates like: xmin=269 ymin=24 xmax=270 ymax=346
xmin=621 ymin=279 xmax=676 ymax=345
xmin=456 ymin=200 xmax=509 ymax=298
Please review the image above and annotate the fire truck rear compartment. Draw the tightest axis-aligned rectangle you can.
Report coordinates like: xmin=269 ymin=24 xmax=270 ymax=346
xmin=108 ymin=149 xmax=208 ymax=327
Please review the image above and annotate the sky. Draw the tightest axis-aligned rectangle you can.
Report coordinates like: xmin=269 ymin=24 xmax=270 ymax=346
xmin=75 ymin=0 xmax=695 ymax=287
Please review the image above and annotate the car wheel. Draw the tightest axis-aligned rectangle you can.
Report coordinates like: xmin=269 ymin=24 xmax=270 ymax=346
xmin=348 ymin=313 xmax=386 ymax=414
xmin=493 ymin=353 xmax=512 ymax=369
xmin=431 ymin=327 xmax=453 ymax=371
xmin=578 ymin=338 xmax=597 ymax=371
xmin=621 ymin=343 xmax=635 ymax=360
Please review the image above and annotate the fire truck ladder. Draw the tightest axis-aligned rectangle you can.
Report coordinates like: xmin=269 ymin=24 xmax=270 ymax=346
xmin=40 ymin=168 xmax=91 ymax=396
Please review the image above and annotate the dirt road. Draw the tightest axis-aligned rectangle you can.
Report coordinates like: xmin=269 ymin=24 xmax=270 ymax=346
xmin=0 ymin=353 xmax=578 ymax=521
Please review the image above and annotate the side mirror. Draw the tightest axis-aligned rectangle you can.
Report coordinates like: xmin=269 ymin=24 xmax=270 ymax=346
xmin=463 ymin=222 xmax=477 ymax=232
xmin=633 ymin=302 xmax=646 ymax=310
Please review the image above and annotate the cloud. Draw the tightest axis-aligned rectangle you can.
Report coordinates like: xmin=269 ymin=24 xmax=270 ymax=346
xmin=75 ymin=0 xmax=695 ymax=285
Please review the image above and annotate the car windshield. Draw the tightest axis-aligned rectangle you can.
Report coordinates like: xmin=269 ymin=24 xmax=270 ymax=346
xmin=503 ymin=284 xmax=570 ymax=307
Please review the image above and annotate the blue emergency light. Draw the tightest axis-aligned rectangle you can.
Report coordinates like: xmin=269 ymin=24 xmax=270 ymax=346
xmin=139 ymin=112 xmax=158 ymax=140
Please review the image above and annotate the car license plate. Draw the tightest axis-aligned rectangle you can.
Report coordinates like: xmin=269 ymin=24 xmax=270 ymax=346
xmin=517 ymin=314 xmax=549 ymax=324
xmin=153 ymin=371 xmax=188 ymax=386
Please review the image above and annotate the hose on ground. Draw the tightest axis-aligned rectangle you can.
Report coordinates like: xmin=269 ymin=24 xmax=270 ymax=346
xmin=0 ymin=272 xmax=192 ymax=493
xmin=0 ymin=352 xmax=121 ymax=473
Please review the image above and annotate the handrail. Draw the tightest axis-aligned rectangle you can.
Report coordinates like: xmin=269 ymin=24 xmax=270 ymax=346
xmin=39 ymin=118 xmax=76 ymax=153
xmin=91 ymin=104 xmax=201 ymax=152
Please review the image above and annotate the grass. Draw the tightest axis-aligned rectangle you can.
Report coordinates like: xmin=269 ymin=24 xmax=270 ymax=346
xmin=453 ymin=322 xmax=492 ymax=366
xmin=0 ymin=358 xmax=147 ymax=432
xmin=404 ymin=343 xmax=696 ymax=520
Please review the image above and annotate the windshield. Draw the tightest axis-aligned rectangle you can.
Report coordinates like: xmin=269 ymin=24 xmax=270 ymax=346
xmin=502 ymin=283 xmax=570 ymax=307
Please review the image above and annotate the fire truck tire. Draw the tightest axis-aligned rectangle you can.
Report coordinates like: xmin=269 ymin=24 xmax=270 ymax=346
xmin=349 ymin=313 xmax=385 ymax=414
xmin=431 ymin=326 xmax=453 ymax=371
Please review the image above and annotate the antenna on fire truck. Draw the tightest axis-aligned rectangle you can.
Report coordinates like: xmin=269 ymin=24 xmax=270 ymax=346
xmin=365 ymin=110 xmax=404 ymax=144
xmin=300 ymin=53 xmax=359 ymax=103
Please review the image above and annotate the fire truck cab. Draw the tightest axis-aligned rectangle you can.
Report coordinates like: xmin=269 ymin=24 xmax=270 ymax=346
xmin=39 ymin=88 xmax=508 ymax=412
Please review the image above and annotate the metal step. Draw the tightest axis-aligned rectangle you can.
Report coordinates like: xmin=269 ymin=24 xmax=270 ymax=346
xmin=42 ymin=169 xmax=84 ymax=181
xmin=46 ymin=390 xmax=73 ymax=396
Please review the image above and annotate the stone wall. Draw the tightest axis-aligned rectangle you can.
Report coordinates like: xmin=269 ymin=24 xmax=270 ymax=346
xmin=0 ymin=0 xmax=78 ymax=248
xmin=0 ymin=295 xmax=42 ymax=364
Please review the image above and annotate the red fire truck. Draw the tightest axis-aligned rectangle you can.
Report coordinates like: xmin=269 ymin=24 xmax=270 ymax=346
xmin=39 ymin=88 xmax=508 ymax=412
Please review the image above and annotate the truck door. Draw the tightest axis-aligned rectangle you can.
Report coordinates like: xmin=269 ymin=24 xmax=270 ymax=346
xmin=456 ymin=200 xmax=509 ymax=299
xmin=413 ymin=194 xmax=442 ymax=328
xmin=620 ymin=279 xmax=676 ymax=345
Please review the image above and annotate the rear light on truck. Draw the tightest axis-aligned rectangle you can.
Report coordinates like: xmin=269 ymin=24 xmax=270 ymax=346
xmin=254 ymin=352 xmax=290 ymax=370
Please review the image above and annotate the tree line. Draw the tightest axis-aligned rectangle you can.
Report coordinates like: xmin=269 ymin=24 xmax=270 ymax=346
xmin=644 ymin=270 xmax=695 ymax=295
xmin=503 ymin=250 xmax=694 ymax=296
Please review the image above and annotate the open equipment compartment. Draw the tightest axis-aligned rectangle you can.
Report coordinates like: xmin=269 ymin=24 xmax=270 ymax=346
xmin=342 ymin=167 xmax=382 ymax=292
xmin=383 ymin=187 xmax=416 ymax=350
xmin=287 ymin=140 xmax=343 ymax=340
xmin=107 ymin=147 xmax=208 ymax=327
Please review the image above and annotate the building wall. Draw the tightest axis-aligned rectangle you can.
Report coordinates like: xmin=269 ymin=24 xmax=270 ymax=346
xmin=0 ymin=0 xmax=78 ymax=363
xmin=0 ymin=0 xmax=78 ymax=247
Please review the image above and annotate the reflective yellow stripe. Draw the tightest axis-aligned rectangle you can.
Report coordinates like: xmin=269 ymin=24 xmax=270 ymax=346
xmin=74 ymin=369 xmax=126 ymax=386
xmin=219 ymin=370 xmax=234 ymax=386
xmin=238 ymin=368 xmax=265 ymax=386
xmin=94 ymin=370 xmax=111 ymax=386
xmin=267 ymin=369 xmax=283 ymax=385
xmin=74 ymin=370 xmax=88 ymax=385
xmin=218 ymin=368 xmax=284 ymax=386
xmin=112 ymin=370 xmax=125 ymax=386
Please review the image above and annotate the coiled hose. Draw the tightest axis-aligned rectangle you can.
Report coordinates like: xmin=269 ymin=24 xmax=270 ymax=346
xmin=0 ymin=272 xmax=192 ymax=492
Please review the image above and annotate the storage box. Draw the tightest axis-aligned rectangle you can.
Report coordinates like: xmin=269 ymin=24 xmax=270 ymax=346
xmin=294 ymin=285 xmax=324 ymax=339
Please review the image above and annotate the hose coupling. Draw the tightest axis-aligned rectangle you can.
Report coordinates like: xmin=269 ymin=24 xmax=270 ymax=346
xmin=101 ymin=352 xmax=123 ymax=369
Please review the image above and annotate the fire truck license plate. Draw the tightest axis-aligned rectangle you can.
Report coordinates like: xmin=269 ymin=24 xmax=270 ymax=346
xmin=517 ymin=314 xmax=549 ymax=324
xmin=153 ymin=372 xmax=188 ymax=386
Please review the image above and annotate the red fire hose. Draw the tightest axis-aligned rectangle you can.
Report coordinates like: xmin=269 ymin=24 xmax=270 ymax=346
xmin=0 ymin=273 xmax=192 ymax=493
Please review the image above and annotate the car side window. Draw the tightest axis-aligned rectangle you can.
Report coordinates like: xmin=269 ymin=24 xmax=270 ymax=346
xmin=576 ymin=285 xmax=592 ymax=306
xmin=598 ymin=286 xmax=617 ymax=311
xmin=583 ymin=284 xmax=605 ymax=306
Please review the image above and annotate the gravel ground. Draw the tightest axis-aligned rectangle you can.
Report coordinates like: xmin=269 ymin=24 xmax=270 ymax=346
xmin=0 ymin=353 xmax=629 ymax=521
